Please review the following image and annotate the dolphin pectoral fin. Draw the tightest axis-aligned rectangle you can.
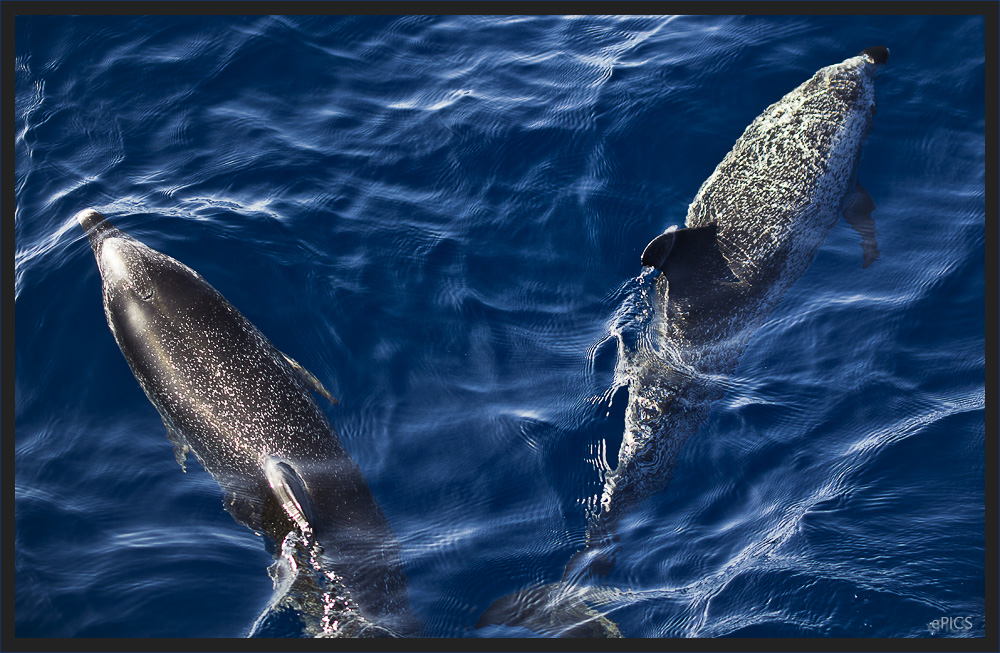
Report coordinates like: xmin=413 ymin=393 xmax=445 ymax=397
xmin=263 ymin=456 xmax=320 ymax=536
xmin=161 ymin=420 xmax=190 ymax=472
xmin=641 ymin=223 xmax=739 ymax=293
xmin=281 ymin=353 xmax=339 ymax=406
xmin=476 ymin=582 xmax=622 ymax=638
xmin=843 ymin=183 xmax=880 ymax=268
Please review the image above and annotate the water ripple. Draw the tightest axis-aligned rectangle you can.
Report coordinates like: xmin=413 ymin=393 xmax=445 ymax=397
xmin=14 ymin=14 xmax=985 ymax=638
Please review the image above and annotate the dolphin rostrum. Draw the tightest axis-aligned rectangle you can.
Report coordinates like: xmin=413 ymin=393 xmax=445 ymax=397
xmin=480 ymin=46 xmax=889 ymax=636
xmin=77 ymin=209 xmax=419 ymax=637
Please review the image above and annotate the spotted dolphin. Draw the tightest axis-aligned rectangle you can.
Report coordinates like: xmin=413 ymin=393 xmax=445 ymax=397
xmin=480 ymin=46 xmax=889 ymax=635
xmin=77 ymin=209 xmax=419 ymax=637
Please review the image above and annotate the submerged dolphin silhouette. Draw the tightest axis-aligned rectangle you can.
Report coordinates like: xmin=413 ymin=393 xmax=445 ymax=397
xmin=77 ymin=210 xmax=419 ymax=637
xmin=480 ymin=46 xmax=889 ymax=636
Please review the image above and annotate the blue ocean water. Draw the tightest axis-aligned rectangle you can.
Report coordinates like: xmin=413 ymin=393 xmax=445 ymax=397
xmin=13 ymin=14 xmax=986 ymax=639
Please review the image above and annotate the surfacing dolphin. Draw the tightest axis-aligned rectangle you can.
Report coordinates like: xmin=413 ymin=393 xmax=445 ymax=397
xmin=78 ymin=209 xmax=419 ymax=637
xmin=479 ymin=46 xmax=889 ymax=636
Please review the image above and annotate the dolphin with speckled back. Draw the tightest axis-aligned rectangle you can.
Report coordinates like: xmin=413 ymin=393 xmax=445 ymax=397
xmin=478 ymin=46 xmax=889 ymax=637
xmin=78 ymin=208 xmax=419 ymax=637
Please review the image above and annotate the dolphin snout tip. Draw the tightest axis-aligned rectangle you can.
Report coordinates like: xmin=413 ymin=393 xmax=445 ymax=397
xmin=861 ymin=46 xmax=889 ymax=66
xmin=75 ymin=208 xmax=108 ymax=234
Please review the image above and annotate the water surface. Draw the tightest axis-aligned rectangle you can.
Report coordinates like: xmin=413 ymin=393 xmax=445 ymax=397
xmin=14 ymin=14 xmax=986 ymax=639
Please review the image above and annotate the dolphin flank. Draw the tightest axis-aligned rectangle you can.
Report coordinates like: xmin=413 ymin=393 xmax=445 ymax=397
xmin=77 ymin=209 xmax=419 ymax=637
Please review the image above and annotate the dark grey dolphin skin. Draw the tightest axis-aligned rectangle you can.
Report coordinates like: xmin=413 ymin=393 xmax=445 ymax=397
xmin=480 ymin=47 xmax=889 ymax=636
xmin=77 ymin=209 xmax=419 ymax=637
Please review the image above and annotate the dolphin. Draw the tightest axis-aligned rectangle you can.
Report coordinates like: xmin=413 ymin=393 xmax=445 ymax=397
xmin=77 ymin=209 xmax=419 ymax=637
xmin=480 ymin=46 xmax=889 ymax=636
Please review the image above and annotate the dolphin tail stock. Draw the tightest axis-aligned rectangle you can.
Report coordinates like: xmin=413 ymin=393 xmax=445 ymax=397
xmin=251 ymin=456 xmax=406 ymax=638
xmin=248 ymin=532 xmax=400 ymax=638
xmin=473 ymin=489 xmax=628 ymax=637
xmin=476 ymin=581 xmax=623 ymax=638
xmin=248 ymin=557 xmax=331 ymax=638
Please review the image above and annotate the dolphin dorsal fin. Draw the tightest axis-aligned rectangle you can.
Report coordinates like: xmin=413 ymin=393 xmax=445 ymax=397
xmin=281 ymin=353 xmax=339 ymax=406
xmin=641 ymin=223 xmax=738 ymax=294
